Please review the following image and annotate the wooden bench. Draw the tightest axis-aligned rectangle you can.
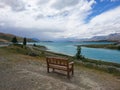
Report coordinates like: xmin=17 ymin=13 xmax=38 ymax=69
xmin=46 ymin=57 xmax=74 ymax=78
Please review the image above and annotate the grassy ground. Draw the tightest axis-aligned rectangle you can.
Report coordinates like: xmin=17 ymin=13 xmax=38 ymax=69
xmin=0 ymin=45 xmax=120 ymax=90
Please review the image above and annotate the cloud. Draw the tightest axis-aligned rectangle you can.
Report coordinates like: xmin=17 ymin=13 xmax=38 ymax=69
xmin=52 ymin=0 xmax=80 ymax=10
xmin=0 ymin=26 xmax=59 ymax=40
xmin=0 ymin=0 xmax=26 ymax=12
xmin=0 ymin=0 xmax=120 ymax=40
xmin=83 ymin=6 xmax=120 ymax=38
xmin=38 ymin=0 xmax=50 ymax=4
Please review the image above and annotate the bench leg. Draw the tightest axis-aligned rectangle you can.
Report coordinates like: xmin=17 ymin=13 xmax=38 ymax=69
xmin=47 ymin=67 xmax=49 ymax=73
xmin=72 ymin=68 xmax=74 ymax=76
xmin=52 ymin=68 xmax=55 ymax=72
xmin=67 ymin=71 xmax=70 ymax=79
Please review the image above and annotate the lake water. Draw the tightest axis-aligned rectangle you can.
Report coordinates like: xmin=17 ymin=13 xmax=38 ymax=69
xmin=31 ymin=42 xmax=120 ymax=63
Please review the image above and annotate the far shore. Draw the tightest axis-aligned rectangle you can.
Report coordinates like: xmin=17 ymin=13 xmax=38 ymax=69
xmin=76 ymin=43 xmax=120 ymax=50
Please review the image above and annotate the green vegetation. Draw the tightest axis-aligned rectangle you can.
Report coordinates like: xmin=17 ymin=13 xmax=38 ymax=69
xmin=11 ymin=36 xmax=18 ymax=44
xmin=74 ymin=59 xmax=120 ymax=76
xmin=33 ymin=43 xmax=36 ymax=46
xmin=23 ymin=37 xmax=27 ymax=46
xmin=33 ymin=44 xmax=47 ymax=49
xmin=118 ymin=45 xmax=120 ymax=50
xmin=73 ymin=43 xmax=120 ymax=75
xmin=3 ymin=44 xmax=28 ymax=54
xmin=80 ymin=58 xmax=120 ymax=68
xmin=76 ymin=46 xmax=81 ymax=59
xmin=80 ymin=44 xmax=120 ymax=50
xmin=75 ymin=46 xmax=84 ymax=59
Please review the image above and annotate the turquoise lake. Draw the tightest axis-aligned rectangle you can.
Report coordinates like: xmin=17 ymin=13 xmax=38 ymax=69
xmin=31 ymin=42 xmax=120 ymax=63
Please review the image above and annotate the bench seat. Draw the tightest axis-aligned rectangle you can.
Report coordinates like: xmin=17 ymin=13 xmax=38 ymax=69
xmin=46 ymin=57 xmax=74 ymax=78
xmin=49 ymin=64 xmax=73 ymax=71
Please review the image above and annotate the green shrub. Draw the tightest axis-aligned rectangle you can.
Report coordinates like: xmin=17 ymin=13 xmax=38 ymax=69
xmin=118 ymin=46 xmax=120 ymax=50
xmin=33 ymin=43 xmax=36 ymax=46
xmin=11 ymin=36 xmax=18 ymax=44
xmin=23 ymin=37 xmax=27 ymax=46
xmin=85 ymin=63 xmax=94 ymax=68
xmin=107 ymin=67 xmax=119 ymax=74
xmin=13 ymin=44 xmax=23 ymax=48
xmin=27 ymin=52 xmax=39 ymax=56
xmin=75 ymin=46 xmax=84 ymax=59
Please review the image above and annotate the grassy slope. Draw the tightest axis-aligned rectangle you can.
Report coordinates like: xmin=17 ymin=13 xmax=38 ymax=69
xmin=0 ymin=32 xmax=35 ymax=42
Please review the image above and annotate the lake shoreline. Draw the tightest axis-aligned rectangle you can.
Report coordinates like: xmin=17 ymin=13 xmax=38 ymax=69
xmin=29 ymin=41 xmax=120 ymax=64
xmin=44 ymin=46 xmax=120 ymax=67
xmin=77 ymin=44 xmax=120 ymax=50
xmin=32 ymin=44 xmax=120 ymax=67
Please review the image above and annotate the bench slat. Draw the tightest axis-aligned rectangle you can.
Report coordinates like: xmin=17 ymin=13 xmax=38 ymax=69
xmin=46 ymin=57 xmax=74 ymax=79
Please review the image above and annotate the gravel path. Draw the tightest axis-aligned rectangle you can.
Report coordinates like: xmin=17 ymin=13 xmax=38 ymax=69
xmin=0 ymin=53 xmax=120 ymax=90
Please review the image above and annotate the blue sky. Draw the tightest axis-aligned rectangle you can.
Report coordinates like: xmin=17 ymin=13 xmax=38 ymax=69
xmin=0 ymin=0 xmax=120 ymax=40
xmin=86 ymin=0 xmax=120 ymax=22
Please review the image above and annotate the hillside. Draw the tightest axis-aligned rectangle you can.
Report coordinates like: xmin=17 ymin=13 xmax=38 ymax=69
xmin=89 ymin=33 xmax=120 ymax=42
xmin=66 ymin=33 xmax=120 ymax=43
xmin=0 ymin=32 xmax=36 ymax=42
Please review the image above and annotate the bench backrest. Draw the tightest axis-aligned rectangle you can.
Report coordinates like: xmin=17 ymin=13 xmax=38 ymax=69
xmin=46 ymin=57 xmax=68 ymax=66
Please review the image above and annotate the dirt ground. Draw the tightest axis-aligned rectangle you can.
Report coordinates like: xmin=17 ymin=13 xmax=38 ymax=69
xmin=0 ymin=52 xmax=120 ymax=90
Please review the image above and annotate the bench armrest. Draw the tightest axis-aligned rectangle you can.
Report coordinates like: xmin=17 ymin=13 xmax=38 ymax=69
xmin=69 ymin=62 xmax=74 ymax=65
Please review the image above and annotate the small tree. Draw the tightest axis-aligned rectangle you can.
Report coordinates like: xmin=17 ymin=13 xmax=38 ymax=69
xmin=76 ymin=46 xmax=82 ymax=59
xmin=11 ymin=36 xmax=18 ymax=44
xmin=23 ymin=37 xmax=27 ymax=46
xmin=118 ymin=45 xmax=120 ymax=50
xmin=33 ymin=43 xmax=36 ymax=46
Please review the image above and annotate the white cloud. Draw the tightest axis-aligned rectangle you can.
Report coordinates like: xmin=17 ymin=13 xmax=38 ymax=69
xmin=0 ymin=0 xmax=26 ymax=11
xmin=52 ymin=0 xmax=80 ymax=10
xmin=0 ymin=0 xmax=120 ymax=40
xmin=87 ymin=6 xmax=120 ymax=36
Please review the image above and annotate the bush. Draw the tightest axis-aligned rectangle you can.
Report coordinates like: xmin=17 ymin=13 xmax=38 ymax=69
xmin=33 ymin=43 xmax=36 ymax=46
xmin=41 ymin=51 xmax=45 ymax=55
xmin=75 ymin=46 xmax=84 ymax=59
xmin=27 ymin=52 xmax=39 ymax=56
xmin=23 ymin=37 xmax=27 ymax=46
xmin=118 ymin=46 xmax=120 ymax=50
xmin=85 ymin=63 xmax=94 ymax=68
xmin=11 ymin=36 xmax=18 ymax=44
xmin=107 ymin=67 xmax=119 ymax=74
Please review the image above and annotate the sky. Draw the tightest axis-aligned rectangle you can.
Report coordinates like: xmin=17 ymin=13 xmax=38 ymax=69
xmin=0 ymin=0 xmax=120 ymax=41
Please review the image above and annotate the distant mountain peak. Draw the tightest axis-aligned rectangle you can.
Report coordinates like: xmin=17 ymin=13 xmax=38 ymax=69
xmin=88 ymin=33 xmax=120 ymax=42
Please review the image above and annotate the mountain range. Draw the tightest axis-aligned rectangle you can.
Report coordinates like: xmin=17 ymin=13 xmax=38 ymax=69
xmin=88 ymin=33 xmax=120 ymax=42
xmin=68 ymin=33 xmax=120 ymax=43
